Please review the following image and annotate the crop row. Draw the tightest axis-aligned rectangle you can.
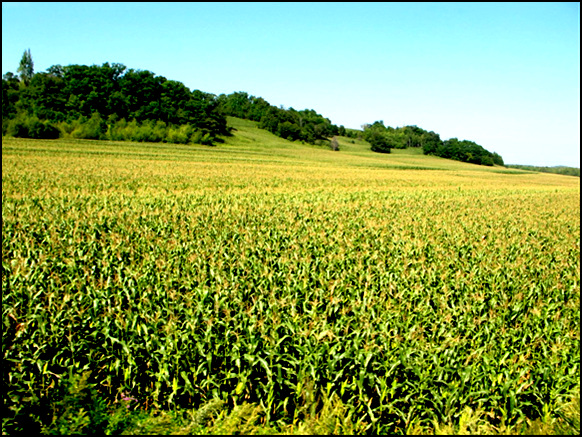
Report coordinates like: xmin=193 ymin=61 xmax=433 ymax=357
xmin=3 ymin=184 xmax=579 ymax=433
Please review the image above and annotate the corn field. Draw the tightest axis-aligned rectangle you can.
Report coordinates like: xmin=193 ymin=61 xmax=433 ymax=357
xmin=2 ymin=136 xmax=580 ymax=434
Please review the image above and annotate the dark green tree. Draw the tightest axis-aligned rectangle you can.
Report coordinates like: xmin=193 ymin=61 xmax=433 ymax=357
xmin=277 ymin=121 xmax=301 ymax=141
xmin=4 ymin=58 xmax=230 ymax=144
xmin=27 ymin=72 xmax=67 ymax=121
xmin=421 ymin=131 xmax=442 ymax=155
xmin=492 ymin=152 xmax=504 ymax=166
xmin=219 ymin=92 xmax=340 ymax=144
xmin=401 ymin=125 xmax=425 ymax=148
xmin=363 ymin=121 xmax=392 ymax=153
xmin=2 ymin=72 xmax=20 ymax=121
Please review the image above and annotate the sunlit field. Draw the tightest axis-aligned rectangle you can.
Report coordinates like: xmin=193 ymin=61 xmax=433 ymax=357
xmin=2 ymin=118 xmax=579 ymax=434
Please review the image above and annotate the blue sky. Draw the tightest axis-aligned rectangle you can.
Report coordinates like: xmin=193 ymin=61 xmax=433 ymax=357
xmin=2 ymin=2 xmax=580 ymax=167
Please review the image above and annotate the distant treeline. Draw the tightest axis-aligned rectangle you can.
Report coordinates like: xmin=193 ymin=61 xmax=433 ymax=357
xmin=3 ymin=50 xmax=503 ymax=165
xmin=2 ymin=60 xmax=228 ymax=145
xmin=216 ymin=94 xmax=504 ymax=165
xmin=1 ymin=53 xmax=345 ymax=147
xmin=361 ymin=120 xmax=504 ymax=166
xmin=216 ymin=91 xmax=352 ymax=146
xmin=505 ymin=164 xmax=580 ymax=177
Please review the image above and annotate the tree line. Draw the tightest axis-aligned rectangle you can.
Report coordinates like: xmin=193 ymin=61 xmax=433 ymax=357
xmin=215 ymin=91 xmax=354 ymax=147
xmin=505 ymin=164 xmax=579 ymax=177
xmin=2 ymin=52 xmax=228 ymax=145
xmin=1 ymin=51 xmax=346 ymax=148
xmin=3 ymin=50 xmax=504 ymax=165
xmin=362 ymin=120 xmax=503 ymax=166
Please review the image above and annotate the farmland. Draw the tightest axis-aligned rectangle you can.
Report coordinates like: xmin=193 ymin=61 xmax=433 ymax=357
xmin=2 ymin=117 xmax=580 ymax=434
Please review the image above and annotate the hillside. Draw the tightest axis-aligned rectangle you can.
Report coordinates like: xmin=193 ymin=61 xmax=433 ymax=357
xmin=3 ymin=59 xmax=503 ymax=165
xmin=218 ymin=117 xmax=560 ymax=178
xmin=1 ymin=116 xmax=575 ymax=198
xmin=1 ymin=115 xmax=567 ymax=181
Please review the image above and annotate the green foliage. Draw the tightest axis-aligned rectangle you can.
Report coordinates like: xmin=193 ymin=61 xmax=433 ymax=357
xmin=49 ymin=116 xmax=215 ymax=146
xmin=432 ymin=137 xmax=496 ymax=166
xmin=218 ymin=92 xmax=339 ymax=145
xmin=166 ymin=123 xmax=192 ymax=144
xmin=361 ymin=119 xmax=505 ymax=166
xmin=368 ymin=130 xmax=392 ymax=153
xmin=2 ymin=58 xmax=229 ymax=144
xmin=506 ymin=164 xmax=579 ymax=177
xmin=3 ymin=370 xmax=112 ymax=435
xmin=4 ymin=113 xmax=60 ymax=139
xmin=70 ymin=112 xmax=108 ymax=140
xmin=107 ymin=118 xmax=162 ymax=143
xmin=40 ymin=372 xmax=111 ymax=435
xmin=421 ymin=130 xmax=443 ymax=155
xmin=2 ymin=72 xmax=21 ymax=121
xmin=362 ymin=121 xmax=393 ymax=153
xmin=363 ymin=121 xmax=437 ymax=153
xmin=4 ymin=52 xmax=510 ymax=165
xmin=423 ymin=137 xmax=503 ymax=166
xmin=216 ymin=91 xmax=271 ymax=122
xmin=491 ymin=152 xmax=504 ymax=166
xmin=409 ymin=388 xmax=580 ymax=435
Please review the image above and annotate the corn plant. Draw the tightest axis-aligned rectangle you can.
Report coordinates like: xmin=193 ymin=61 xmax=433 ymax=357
xmin=2 ymin=136 xmax=580 ymax=434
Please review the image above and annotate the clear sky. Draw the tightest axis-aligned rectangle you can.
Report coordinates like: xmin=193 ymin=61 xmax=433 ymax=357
xmin=2 ymin=2 xmax=580 ymax=167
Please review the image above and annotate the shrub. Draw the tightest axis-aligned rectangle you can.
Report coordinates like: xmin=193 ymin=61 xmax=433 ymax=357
xmin=199 ymin=132 xmax=215 ymax=146
xmin=5 ymin=114 xmax=60 ymax=139
xmin=108 ymin=118 xmax=128 ymax=141
xmin=152 ymin=120 xmax=167 ymax=142
xmin=190 ymin=129 xmax=204 ymax=145
xmin=71 ymin=113 xmax=108 ymax=140
xmin=166 ymin=124 xmax=195 ymax=144
xmin=166 ymin=126 xmax=187 ymax=144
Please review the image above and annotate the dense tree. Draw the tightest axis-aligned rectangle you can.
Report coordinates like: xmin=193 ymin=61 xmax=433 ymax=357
xmin=363 ymin=121 xmax=392 ymax=153
xmin=491 ymin=152 xmax=504 ymax=166
xmin=401 ymin=125 xmax=425 ymax=148
xmin=218 ymin=91 xmax=340 ymax=145
xmin=2 ymin=72 xmax=20 ymax=120
xmin=2 ymin=58 xmax=229 ymax=144
xmin=26 ymin=72 xmax=67 ymax=121
xmin=362 ymin=119 xmax=503 ymax=166
xmin=216 ymin=91 xmax=252 ymax=120
xmin=428 ymin=137 xmax=500 ymax=166
xmin=420 ymin=131 xmax=442 ymax=155
xmin=3 ymin=53 xmax=505 ymax=162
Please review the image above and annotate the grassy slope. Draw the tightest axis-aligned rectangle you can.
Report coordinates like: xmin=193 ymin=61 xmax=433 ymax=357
xmin=223 ymin=117 xmax=504 ymax=167
xmin=1 ymin=115 xmax=571 ymax=181
xmin=222 ymin=116 xmax=496 ymax=170
xmin=220 ymin=117 xmax=579 ymax=195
